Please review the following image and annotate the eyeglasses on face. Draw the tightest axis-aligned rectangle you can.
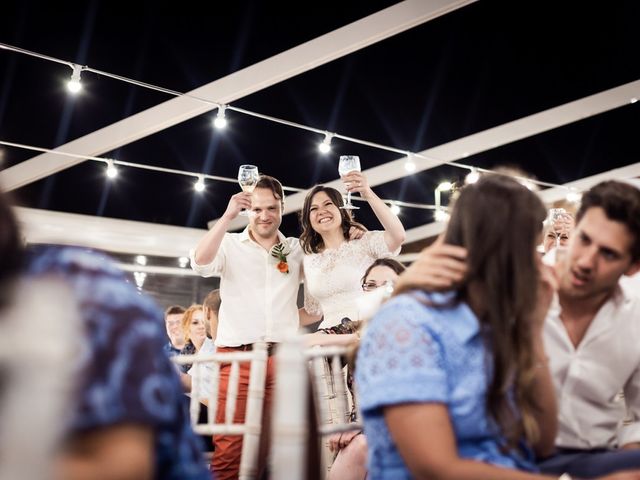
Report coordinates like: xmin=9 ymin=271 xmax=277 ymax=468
xmin=361 ymin=280 xmax=395 ymax=292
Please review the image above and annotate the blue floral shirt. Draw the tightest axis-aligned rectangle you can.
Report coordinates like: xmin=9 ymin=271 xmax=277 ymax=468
xmin=25 ymin=246 xmax=210 ymax=480
xmin=355 ymin=290 xmax=536 ymax=479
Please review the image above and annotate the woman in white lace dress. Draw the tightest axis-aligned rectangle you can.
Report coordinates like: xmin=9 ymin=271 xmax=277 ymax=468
xmin=299 ymin=170 xmax=405 ymax=328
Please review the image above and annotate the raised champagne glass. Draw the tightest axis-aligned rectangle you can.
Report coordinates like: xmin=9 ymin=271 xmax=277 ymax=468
xmin=238 ymin=164 xmax=259 ymax=216
xmin=338 ymin=155 xmax=361 ymax=210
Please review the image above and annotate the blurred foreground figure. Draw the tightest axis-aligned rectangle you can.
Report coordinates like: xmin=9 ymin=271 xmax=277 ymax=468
xmin=0 ymin=188 xmax=209 ymax=480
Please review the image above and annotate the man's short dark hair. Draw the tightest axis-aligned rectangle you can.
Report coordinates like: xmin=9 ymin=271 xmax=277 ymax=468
xmin=203 ymin=289 xmax=221 ymax=315
xmin=576 ymin=180 xmax=640 ymax=262
xmin=256 ymin=175 xmax=285 ymax=208
xmin=164 ymin=305 xmax=186 ymax=318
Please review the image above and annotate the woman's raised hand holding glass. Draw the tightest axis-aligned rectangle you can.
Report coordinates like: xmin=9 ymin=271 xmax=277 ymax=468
xmin=338 ymin=155 xmax=361 ymax=210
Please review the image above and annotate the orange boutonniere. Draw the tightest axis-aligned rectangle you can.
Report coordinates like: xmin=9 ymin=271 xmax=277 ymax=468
xmin=270 ymin=242 xmax=290 ymax=274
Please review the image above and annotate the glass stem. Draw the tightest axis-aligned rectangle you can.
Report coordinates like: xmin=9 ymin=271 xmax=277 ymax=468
xmin=347 ymin=191 xmax=352 ymax=206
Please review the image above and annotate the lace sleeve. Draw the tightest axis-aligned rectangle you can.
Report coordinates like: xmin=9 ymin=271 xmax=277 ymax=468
xmin=303 ymin=283 xmax=322 ymax=316
xmin=362 ymin=231 xmax=401 ymax=258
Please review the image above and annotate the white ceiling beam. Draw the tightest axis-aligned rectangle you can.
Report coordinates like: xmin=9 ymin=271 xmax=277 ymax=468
xmin=403 ymin=163 xmax=640 ymax=244
xmin=15 ymin=207 xmax=206 ymax=257
xmin=0 ymin=0 xmax=475 ymax=192
xmin=219 ymin=79 xmax=640 ymax=230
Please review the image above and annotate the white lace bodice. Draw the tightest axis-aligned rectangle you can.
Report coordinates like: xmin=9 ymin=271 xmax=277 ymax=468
xmin=303 ymin=231 xmax=399 ymax=329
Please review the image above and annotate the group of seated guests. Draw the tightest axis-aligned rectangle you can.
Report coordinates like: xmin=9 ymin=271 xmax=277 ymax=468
xmin=182 ymin=170 xmax=640 ymax=480
xmin=3 ymin=171 xmax=640 ymax=480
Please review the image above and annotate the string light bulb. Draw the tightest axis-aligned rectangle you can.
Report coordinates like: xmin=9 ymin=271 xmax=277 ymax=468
xmin=105 ymin=160 xmax=118 ymax=179
xmin=465 ymin=168 xmax=480 ymax=184
xmin=194 ymin=175 xmax=205 ymax=192
xmin=67 ymin=64 xmax=83 ymax=94
xmin=437 ymin=181 xmax=453 ymax=192
xmin=318 ymin=133 xmax=333 ymax=154
xmin=390 ymin=203 xmax=401 ymax=216
xmin=178 ymin=256 xmax=189 ymax=268
xmin=135 ymin=255 xmax=147 ymax=266
xmin=404 ymin=153 xmax=416 ymax=173
xmin=566 ymin=189 xmax=582 ymax=203
xmin=434 ymin=208 xmax=450 ymax=222
xmin=213 ymin=105 xmax=228 ymax=129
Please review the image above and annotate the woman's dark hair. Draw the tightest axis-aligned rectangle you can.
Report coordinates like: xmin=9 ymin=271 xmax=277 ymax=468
xmin=443 ymin=174 xmax=547 ymax=448
xmin=0 ymin=189 xmax=24 ymax=308
xmin=361 ymin=258 xmax=406 ymax=283
xmin=299 ymin=185 xmax=365 ymax=254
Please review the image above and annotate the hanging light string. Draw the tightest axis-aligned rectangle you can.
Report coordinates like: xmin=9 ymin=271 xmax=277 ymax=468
xmin=0 ymin=140 xmax=299 ymax=191
xmin=0 ymin=139 xmax=444 ymax=211
xmin=0 ymin=41 xmax=572 ymax=193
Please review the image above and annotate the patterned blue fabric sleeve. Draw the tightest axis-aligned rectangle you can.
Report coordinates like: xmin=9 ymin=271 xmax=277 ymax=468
xmin=27 ymin=246 xmax=209 ymax=479
xmin=356 ymin=293 xmax=449 ymax=413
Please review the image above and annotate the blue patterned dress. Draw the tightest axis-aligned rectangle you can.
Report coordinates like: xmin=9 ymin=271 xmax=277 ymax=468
xmin=25 ymin=246 xmax=210 ymax=480
xmin=355 ymin=290 xmax=537 ymax=479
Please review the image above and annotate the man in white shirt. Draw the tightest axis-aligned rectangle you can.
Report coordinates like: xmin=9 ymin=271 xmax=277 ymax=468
xmin=191 ymin=175 xmax=320 ymax=480
xmin=396 ymin=179 xmax=640 ymax=478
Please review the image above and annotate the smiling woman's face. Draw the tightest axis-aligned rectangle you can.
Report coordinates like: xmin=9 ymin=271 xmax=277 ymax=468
xmin=189 ymin=309 xmax=207 ymax=345
xmin=309 ymin=191 xmax=342 ymax=235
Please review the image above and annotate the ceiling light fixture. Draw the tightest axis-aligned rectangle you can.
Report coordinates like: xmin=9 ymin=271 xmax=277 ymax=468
xmin=194 ymin=175 xmax=205 ymax=192
xmin=213 ymin=105 xmax=228 ymax=129
xmin=105 ymin=159 xmax=118 ymax=179
xmin=67 ymin=64 xmax=83 ymax=94
xmin=404 ymin=153 xmax=416 ymax=173
xmin=565 ymin=189 xmax=582 ymax=203
xmin=434 ymin=208 xmax=450 ymax=222
xmin=318 ymin=132 xmax=333 ymax=154
xmin=465 ymin=168 xmax=480 ymax=184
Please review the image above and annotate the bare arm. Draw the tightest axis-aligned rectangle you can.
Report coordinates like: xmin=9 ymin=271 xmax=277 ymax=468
xmin=298 ymin=307 xmax=322 ymax=327
xmin=304 ymin=331 xmax=358 ymax=347
xmin=56 ymin=424 xmax=154 ymax=480
xmin=394 ymin=235 xmax=468 ymax=294
xmin=193 ymin=191 xmax=251 ymax=265
xmin=344 ymin=171 xmax=405 ymax=251
xmin=384 ymin=403 xmax=555 ymax=480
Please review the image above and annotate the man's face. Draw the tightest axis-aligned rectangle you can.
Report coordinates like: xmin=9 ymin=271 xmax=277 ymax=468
xmin=558 ymin=207 xmax=640 ymax=300
xmin=165 ymin=313 xmax=184 ymax=346
xmin=249 ymin=187 xmax=282 ymax=240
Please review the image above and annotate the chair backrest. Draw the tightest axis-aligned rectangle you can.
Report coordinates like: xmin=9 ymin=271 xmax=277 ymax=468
xmin=0 ymin=279 xmax=78 ymax=480
xmin=270 ymin=338 xmax=361 ymax=480
xmin=173 ymin=343 xmax=268 ymax=480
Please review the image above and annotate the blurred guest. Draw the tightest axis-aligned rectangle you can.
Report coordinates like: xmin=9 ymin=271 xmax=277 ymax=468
xmin=542 ymin=208 xmax=575 ymax=253
xmin=202 ymin=289 xmax=221 ymax=341
xmin=163 ymin=305 xmax=186 ymax=357
xmin=0 ymin=188 xmax=209 ymax=480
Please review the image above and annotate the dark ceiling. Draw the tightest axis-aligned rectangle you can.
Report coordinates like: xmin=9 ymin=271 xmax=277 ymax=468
xmin=1 ymin=0 xmax=639 ymax=238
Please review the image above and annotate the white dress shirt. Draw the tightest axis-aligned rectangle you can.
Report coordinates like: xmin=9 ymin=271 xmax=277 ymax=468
xmin=544 ymin=283 xmax=640 ymax=449
xmin=190 ymin=228 xmax=304 ymax=347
